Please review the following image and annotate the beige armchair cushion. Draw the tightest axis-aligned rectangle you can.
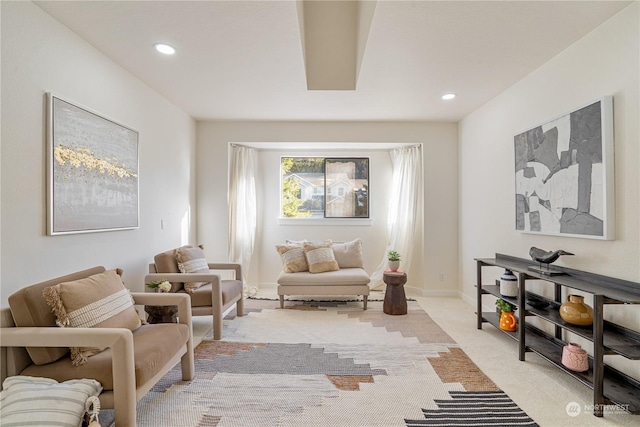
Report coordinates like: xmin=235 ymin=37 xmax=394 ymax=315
xmin=42 ymin=269 xmax=142 ymax=366
xmin=20 ymin=322 xmax=189 ymax=391
xmin=187 ymin=281 xmax=243 ymax=307
xmin=7 ymin=266 xmax=106 ymax=365
xmin=154 ymin=245 xmax=192 ymax=292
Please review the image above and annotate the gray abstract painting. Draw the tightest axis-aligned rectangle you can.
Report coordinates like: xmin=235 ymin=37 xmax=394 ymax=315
xmin=514 ymin=97 xmax=614 ymax=239
xmin=48 ymin=95 xmax=139 ymax=234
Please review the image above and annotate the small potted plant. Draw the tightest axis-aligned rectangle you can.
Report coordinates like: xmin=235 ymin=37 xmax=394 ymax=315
xmin=387 ymin=250 xmax=401 ymax=272
xmin=495 ymin=298 xmax=517 ymax=331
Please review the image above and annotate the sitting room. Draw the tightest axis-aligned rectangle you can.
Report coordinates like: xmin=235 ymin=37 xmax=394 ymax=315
xmin=1 ymin=1 xmax=639 ymax=426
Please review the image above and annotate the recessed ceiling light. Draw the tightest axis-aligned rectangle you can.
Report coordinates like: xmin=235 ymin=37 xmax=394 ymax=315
xmin=442 ymin=93 xmax=456 ymax=100
xmin=154 ymin=43 xmax=176 ymax=55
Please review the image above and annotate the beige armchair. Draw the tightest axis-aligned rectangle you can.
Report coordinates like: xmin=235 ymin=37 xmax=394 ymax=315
xmin=147 ymin=246 xmax=244 ymax=340
xmin=0 ymin=266 xmax=194 ymax=427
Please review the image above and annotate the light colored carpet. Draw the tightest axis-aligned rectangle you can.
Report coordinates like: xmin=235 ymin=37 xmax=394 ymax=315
xmin=109 ymin=299 xmax=537 ymax=426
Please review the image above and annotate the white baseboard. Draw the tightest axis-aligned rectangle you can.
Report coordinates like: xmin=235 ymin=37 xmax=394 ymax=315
xmin=460 ymin=292 xmax=476 ymax=306
xmin=420 ymin=289 xmax=462 ymax=298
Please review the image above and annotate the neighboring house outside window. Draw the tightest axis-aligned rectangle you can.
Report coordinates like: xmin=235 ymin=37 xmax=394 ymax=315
xmin=281 ymin=157 xmax=369 ymax=218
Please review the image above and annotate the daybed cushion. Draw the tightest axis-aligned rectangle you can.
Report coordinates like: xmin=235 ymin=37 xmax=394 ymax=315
xmin=43 ymin=269 xmax=142 ymax=366
xmin=7 ymin=266 xmax=107 ymax=366
xmin=277 ymin=268 xmax=370 ymax=286
xmin=21 ymin=322 xmax=189 ymax=391
xmin=303 ymin=241 xmax=339 ymax=273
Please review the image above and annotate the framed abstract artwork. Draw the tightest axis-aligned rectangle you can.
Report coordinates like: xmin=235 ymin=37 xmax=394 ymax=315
xmin=47 ymin=93 xmax=139 ymax=235
xmin=514 ymin=96 xmax=614 ymax=240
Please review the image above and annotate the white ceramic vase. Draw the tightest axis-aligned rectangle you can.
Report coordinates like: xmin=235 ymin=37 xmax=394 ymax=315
xmin=388 ymin=260 xmax=400 ymax=272
xmin=500 ymin=269 xmax=518 ymax=297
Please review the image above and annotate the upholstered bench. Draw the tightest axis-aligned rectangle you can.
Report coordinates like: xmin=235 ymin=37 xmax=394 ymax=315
xmin=276 ymin=239 xmax=370 ymax=309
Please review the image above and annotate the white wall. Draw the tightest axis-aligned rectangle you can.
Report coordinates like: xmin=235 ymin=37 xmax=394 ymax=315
xmin=459 ymin=3 xmax=639 ymax=377
xmin=196 ymin=121 xmax=458 ymax=295
xmin=0 ymin=1 xmax=196 ymax=304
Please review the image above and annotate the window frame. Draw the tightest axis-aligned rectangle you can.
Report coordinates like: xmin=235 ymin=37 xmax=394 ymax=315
xmin=280 ymin=156 xmax=370 ymax=220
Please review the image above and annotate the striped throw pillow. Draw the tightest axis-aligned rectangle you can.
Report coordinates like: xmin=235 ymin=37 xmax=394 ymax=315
xmin=43 ymin=269 xmax=141 ymax=366
xmin=0 ymin=376 xmax=102 ymax=426
xmin=175 ymin=246 xmax=210 ymax=293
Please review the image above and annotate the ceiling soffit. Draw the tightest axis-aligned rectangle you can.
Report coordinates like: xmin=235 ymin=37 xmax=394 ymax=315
xmin=298 ymin=1 xmax=376 ymax=90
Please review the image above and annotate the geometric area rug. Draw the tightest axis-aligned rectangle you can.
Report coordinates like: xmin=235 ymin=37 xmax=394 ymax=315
xmin=126 ymin=299 xmax=538 ymax=426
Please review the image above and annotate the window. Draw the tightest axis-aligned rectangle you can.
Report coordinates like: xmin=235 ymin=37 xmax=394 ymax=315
xmin=281 ymin=157 xmax=369 ymax=218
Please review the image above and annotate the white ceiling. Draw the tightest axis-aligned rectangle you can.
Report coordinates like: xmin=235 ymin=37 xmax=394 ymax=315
xmin=35 ymin=0 xmax=631 ymax=122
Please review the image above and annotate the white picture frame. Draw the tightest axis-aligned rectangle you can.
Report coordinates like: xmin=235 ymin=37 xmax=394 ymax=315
xmin=47 ymin=93 xmax=139 ymax=235
xmin=514 ymin=96 xmax=614 ymax=240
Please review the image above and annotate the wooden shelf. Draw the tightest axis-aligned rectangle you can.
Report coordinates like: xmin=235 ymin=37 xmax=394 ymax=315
xmin=481 ymin=276 xmax=640 ymax=359
xmin=525 ymin=325 xmax=640 ymax=414
xmin=476 ymin=254 xmax=640 ymax=303
xmin=475 ymin=254 xmax=640 ymax=417
xmin=481 ymin=311 xmax=519 ymax=341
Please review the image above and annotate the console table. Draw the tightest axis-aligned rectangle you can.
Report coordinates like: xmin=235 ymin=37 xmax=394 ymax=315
xmin=475 ymin=253 xmax=640 ymax=417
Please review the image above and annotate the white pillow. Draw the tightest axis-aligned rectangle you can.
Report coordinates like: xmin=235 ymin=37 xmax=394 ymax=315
xmin=332 ymin=238 xmax=364 ymax=268
xmin=0 ymin=376 xmax=102 ymax=426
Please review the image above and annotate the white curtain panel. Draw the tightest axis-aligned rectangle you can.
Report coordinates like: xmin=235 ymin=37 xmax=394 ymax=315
xmin=370 ymin=145 xmax=422 ymax=290
xmin=228 ymin=144 xmax=258 ymax=289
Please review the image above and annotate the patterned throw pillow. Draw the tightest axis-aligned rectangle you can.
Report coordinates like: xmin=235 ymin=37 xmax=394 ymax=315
xmin=175 ymin=246 xmax=210 ymax=293
xmin=0 ymin=376 xmax=102 ymax=426
xmin=276 ymin=244 xmax=309 ymax=273
xmin=42 ymin=269 xmax=141 ymax=366
xmin=303 ymin=241 xmax=340 ymax=273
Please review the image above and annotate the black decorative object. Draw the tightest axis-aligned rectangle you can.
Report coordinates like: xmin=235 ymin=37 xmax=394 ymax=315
xmin=526 ymin=296 xmax=550 ymax=309
xmin=528 ymin=247 xmax=574 ymax=276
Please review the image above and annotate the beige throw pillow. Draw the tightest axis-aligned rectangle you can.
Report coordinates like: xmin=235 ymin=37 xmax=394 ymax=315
xmin=154 ymin=245 xmax=195 ymax=292
xmin=175 ymin=246 xmax=210 ymax=293
xmin=332 ymin=238 xmax=364 ymax=268
xmin=303 ymin=241 xmax=340 ymax=273
xmin=276 ymin=244 xmax=309 ymax=273
xmin=42 ymin=269 xmax=141 ymax=366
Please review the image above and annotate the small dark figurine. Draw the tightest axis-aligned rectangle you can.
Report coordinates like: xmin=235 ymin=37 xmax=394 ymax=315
xmin=529 ymin=247 xmax=574 ymax=270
